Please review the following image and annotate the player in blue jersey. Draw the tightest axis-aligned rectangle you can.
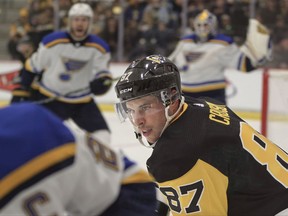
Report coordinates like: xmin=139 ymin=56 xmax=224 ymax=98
xmin=11 ymin=3 xmax=112 ymax=144
xmin=0 ymin=103 xmax=157 ymax=215
xmin=168 ymin=10 xmax=272 ymax=104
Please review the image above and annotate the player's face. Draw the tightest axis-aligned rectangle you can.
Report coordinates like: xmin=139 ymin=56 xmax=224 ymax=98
xmin=70 ymin=16 xmax=90 ymax=40
xmin=195 ymin=21 xmax=211 ymax=41
xmin=126 ymin=95 xmax=166 ymax=143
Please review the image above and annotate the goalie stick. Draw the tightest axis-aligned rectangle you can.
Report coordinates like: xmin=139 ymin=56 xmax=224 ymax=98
xmin=36 ymin=76 xmax=120 ymax=104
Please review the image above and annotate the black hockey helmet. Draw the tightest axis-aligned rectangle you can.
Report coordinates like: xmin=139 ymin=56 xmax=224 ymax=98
xmin=115 ymin=55 xmax=182 ymax=122
xmin=115 ymin=54 xmax=181 ymax=103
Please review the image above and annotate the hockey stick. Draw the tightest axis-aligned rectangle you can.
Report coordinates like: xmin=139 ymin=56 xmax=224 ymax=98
xmin=35 ymin=86 xmax=90 ymax=104
xmin=35 ymin=76 xmax=120 ymax=104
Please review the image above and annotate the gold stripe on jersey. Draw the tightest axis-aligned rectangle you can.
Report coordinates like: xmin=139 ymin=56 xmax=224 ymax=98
xmin=0 ymin=143 xmax=76 ymax=199
xmin=85 ymin=42 xmax=106 ymax=54
xmin=158 ymin=159 xmax=228 ymax=216
xmin=45 ymin=38 xmax=70 ymax=48
xmin=239 ymin=55 xmax=248 ymax=72
xmin=24 ymin=58 xmax=33 ymax=72
xmin=12 ymin=89 xmax=31 ymax=97
xmin=122 ymin=170 xmax=154 ymax=185
xmin=170 ymin=103 xmax=188 ymax=124
xmin=209 ymin=39 xmax=230 ymax=46
xmin=182 ymin=39 xmax=194 ymax=43
xmin=182 ymin=82 xmax=226 ymax=92
xmin=38 ymin=86 xmax=92 ymax=103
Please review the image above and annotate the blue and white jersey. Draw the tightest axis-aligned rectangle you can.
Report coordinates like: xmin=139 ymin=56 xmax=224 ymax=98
xmin=25 ymin=31 xmax=112 ymax=103
xmin=168 ymin=33 xmax=254 ymax=93
xmin=0 ymin=103 xmax=154 ymax=215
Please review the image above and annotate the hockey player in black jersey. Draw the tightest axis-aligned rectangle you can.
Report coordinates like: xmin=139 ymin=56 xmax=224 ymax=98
xmin=115 ymin=54 xmax=288 ymax=216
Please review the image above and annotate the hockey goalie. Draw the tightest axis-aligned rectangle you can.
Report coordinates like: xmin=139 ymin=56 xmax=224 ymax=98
xmin=168 ymin=9 xmax=272 ymax=104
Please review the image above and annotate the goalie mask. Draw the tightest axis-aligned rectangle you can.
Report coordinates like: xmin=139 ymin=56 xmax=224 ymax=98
xmin=68 ymin=3 xmax=94 ymax=41
xmin=194 ymin=9 xmax=218 ymax=43
xmin=115 ymin=55 xmax=184 ymax=147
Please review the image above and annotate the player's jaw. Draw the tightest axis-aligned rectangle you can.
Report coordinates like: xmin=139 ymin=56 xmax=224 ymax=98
xmin=71 ymin=27 xmax=87 ymax=39
xmin=70 ymin=17 xmax=90 ymax=40
xmin=137 ymin=115 xmax=166 ymax=144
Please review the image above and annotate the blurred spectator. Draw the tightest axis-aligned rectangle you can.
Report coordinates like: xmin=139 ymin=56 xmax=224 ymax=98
xmin=28 ymin=0 xmax=54 ymax=49
xmin=229 ymin=1 xmax=249 ymax=44
xmin=267 ymin=36 xmax=288 ymax=69
xmin=210 ymin=0 xmax=232 ymax=29
xmin=141 ymin=0 xmax=174 ymax=29
xmin=91 ymin=2 xmax=108 ymax=35
xmin=15 ymin=36 xmax=35 ymax=64
xmin=100 ymin=17 xmax=118 ymax=61
xmin=256 ymin=0 xmax=279 ymax=31
xmin=124 ymin=0 xmax=147 ymax=25
xmin=57 ymin=0 xmax=73 ymax=30
xmin=219 ymin=14 xmax=235 ymax=40
xmin=6 ymin=0 xmax=288 ymax=68
xmin=124 ymin=19 xmax=142 ymax=60
xmin=187 ymin=0 xmax=208 ymax=18
xmin=127 ymin=21 xmax=177 ymax=61
xmin=7 ymin=7 xmax=32 ymax=61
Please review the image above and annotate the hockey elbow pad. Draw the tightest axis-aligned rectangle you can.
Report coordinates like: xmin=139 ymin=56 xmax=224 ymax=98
xmin=90 ymin=75 xmax=113 ymax=96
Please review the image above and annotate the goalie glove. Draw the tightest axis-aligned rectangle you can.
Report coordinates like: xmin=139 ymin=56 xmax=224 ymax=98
xmin=240 ymin=19 xmax=272 ymax=66
xmin=90 ymin=72 xmax=113 ymax=96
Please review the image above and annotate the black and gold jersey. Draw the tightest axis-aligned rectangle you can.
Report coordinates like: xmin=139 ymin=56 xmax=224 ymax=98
xmin=147 ymin=97 xmax=288 ymax=216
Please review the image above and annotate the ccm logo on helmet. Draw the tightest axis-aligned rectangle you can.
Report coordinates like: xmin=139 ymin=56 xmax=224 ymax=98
xmin=120 ymin=88 xmax=132 ymax=94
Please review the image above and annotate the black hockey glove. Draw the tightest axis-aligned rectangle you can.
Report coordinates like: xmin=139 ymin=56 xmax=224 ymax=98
xmin=90 ymin=76 xmax=112 ymax=95
xmin=11 ymin=86 xmax=31 ymax=103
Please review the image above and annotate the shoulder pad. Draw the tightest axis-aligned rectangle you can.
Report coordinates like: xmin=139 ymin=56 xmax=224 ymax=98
xmin=181 ymin=34 xmax=197 ymax=42
xmin=209 ymin=34 xmax=233 ymax=45
xmin=0 ymin=103 xmax=75 ymax=179
xmin=42 ymin=31 xmax=70 ymax=47
xmin=85 ymin=34 xmax=110 ymax=53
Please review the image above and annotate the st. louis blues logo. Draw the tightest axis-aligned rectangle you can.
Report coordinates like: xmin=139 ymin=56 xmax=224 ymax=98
xmin=59 ymin=57 xmax=88 ymax=81
xmin=62 ymin=57 xmax=87 ymax=72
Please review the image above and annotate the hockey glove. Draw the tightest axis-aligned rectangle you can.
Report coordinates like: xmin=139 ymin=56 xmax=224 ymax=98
xmin=90 ymin=76 xmax=113 ymax=95
xmin=11 ymin=86 xmax=31 ymax=103
xmin=240 ymin=19 xmax=272 ymax=66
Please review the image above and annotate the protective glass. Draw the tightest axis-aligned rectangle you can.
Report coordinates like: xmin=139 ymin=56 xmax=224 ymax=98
xmin=115 ymin=91 xmax=167 ymax=124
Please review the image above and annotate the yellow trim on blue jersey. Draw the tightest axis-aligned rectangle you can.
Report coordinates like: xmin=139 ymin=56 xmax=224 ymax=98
xmin=0 ymin=143 xmax=76 ymax=199
xmin=209 ymin=39 xmax=229 ymax=46
xmin=24 ymin=58 xmax=33 ymax=72
xmin=12 ymin=89 xmax=30 ymax=97
xmin=45 ymin=38 xmax=70 ymax=48
xmin=182 ymin=82 xmax=226 ymax=93
xmin=85 ymin=42 xmax=106 ymax=54
xmin=121 ymin=169 xmax=154 ymax=185
xmin=182 ymin=38 xmax=194 ymax=43
xmin=38 ymin=86 xmax=92 ymax=103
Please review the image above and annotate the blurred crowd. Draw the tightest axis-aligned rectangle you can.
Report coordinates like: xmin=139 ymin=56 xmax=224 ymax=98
xmin=7 ymin=0 xmax=288 ymax=68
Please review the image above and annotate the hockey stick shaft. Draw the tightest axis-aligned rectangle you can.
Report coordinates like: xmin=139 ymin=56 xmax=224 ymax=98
xmin=36 ymin=76 xmax=120 ymax=104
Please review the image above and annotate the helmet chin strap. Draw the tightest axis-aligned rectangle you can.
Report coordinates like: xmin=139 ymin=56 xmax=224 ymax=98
xmin=134 ymin=96 xmax=185 ymax=148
